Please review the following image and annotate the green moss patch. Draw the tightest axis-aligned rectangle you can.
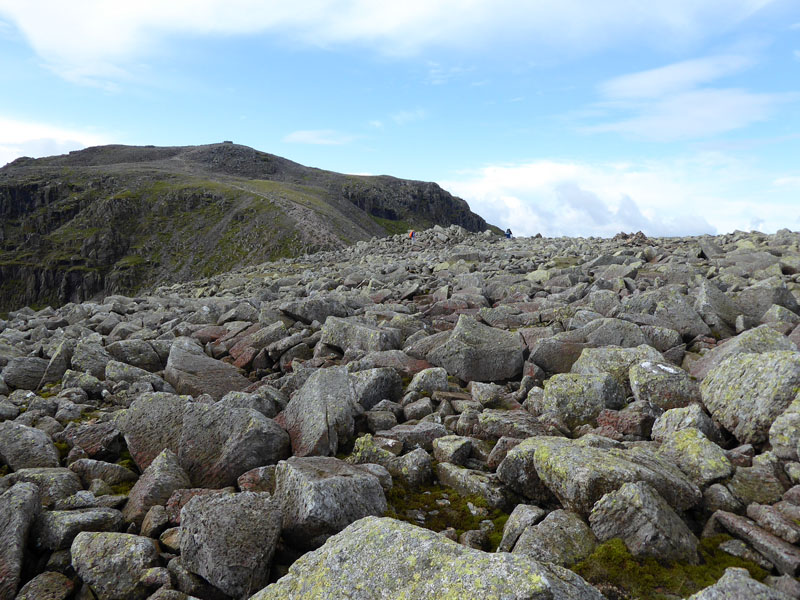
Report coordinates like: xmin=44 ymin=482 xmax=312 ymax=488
xmin=571 ymin=535 xmax=768 ymax=600
xmin=115 ymin=447 xmax=137 ymax=473
xmin=385 ymin=482 xmax=509 ymax=551
xmin=109 ymin=480 xmax=135 ymax=496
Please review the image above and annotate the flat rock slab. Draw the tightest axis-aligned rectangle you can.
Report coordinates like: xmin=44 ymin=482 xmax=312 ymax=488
xmin=164 ymin=336 xmax=251 ymax=401
xmin=250 ymin=516 xmax=605 ymax=600
xmin=713 ymin=510 xmax=800 ymax=576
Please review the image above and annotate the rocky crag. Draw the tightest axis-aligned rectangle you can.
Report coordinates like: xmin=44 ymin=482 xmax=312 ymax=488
xmin=0 ymin=143 xmax=491 ymax=312
xmin=2 ymin=225 xmax=800 ymax=599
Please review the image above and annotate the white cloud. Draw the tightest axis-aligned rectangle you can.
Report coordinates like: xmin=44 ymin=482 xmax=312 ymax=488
xmin=0 ymin=1 xmax=778 ymax=83
xmin=774 ymin=176 xmax=800 ymax=188
xmin=586 ymin=88 xmax=783 ymax=141
xmin=584 ymin=53 xmax=795 ymax=141
xmin=599 ymin=55 xmax=753 ymax=99
xmin=440 ymin=155 xmax=799 ymax=237
xmin=282 ymin=129 xmax=356 ymax=145
xmin=0 ymin=116 xmax=108 ymax=167
xmin=391 ymin=109 xmax=427 ymax=125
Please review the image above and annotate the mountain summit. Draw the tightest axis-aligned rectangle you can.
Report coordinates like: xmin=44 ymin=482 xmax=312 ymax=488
xmin=0 ymin=143 xmax=491 ymax=311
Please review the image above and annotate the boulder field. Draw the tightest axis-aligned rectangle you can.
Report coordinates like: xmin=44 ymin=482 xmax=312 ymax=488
xmin=2 ymin=225 xmax=800 ymax=599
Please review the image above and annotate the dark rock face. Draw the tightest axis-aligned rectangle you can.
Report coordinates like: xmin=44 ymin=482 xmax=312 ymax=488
xmin=2 ymin=226 xmax=800 ymax=600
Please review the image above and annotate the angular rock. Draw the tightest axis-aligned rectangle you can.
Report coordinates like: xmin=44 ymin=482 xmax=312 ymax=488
xmin=164 ymin=336 xmax=251 ymax=401
xmin=71 ymin=340 xmax=114 ymax=380
xmin=658 ymin=428 xmax=733 ymax=488
xmin=688 ymin=567 xmax=793 ymax=600
xmin=14 ymin=571 xmax=75 ymax=600
xmin=713 ymin=511 xmax=800 ymax=576
xmin=2 ymin=467 xmax=82 ymax=507
xmin=701 ymin=351 xmax=800 ymax=445
xmin=123 ymin=449 xmax=191 ymax=526
xmin=180 ymin=491 xmax=282 ymax=598
xmin=436 ymin=462 xmax=516 ymax=510
xmin=33 ymin=507 xmax=123 ymax=550
xmin=350 ymin=367 xmax=403 ymax=410
xmin=507 ymin=436 xmax=700 ymax=516
xmin=118 ymin=393 xmax=186 ymax=471
xmin=1 ymin=356 xmax=50 ymax=390
xmin=651 ymin=403 xmax=721 ymax=444
xmin=179 ymin=402 xmax=289 ymax=488
xmin=427 ymin=314 xmax=525 ymax=382
xmin=497 ymin=503 xmax=547 ymax=552
xmin=277 ymin=366 xmax=361 ymax=457
xmin=629 ymin=360 xmax=695 ymax=409
xmin=250 ymin=517 xmax=605 ymax=600
xmin=0 ymin=482 xmax=40 ymax=600
xmin=70 ymin=532 xmax=161 ymax=600
xmin=541 ymin=373 xmax=625 ymax=430
xmin=589 ymin=481 xmax=699 ymax=563
xmin=275 ymin=456 xmax=387 ymax=550
xmin=513 ymin=509 xmax=597 ymax=567
xmin=0 ymin=421 xmax=59 ymax=469
xmin=320 ymin=316 xmax=402 ymax=352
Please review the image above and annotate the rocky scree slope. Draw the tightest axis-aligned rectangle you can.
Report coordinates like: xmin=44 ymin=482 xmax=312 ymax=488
xmin=2 ymin=225 xmax=800 ymax=599
xmin=0 ymin=143 xmax=490 ymax=313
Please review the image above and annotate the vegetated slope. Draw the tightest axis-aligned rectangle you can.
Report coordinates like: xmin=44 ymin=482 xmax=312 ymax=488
xmin=0 ymin=143 xmax=492 ymax=311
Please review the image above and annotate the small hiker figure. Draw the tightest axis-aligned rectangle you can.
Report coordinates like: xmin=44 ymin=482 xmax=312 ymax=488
xmin=505 ymin=228 xmax=512 ymax=239
xmin=408 ymin=230 xmax=416 ymax=240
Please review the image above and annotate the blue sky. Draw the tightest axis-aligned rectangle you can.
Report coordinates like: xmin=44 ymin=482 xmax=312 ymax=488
xmin=0 ymin=1 xmax=799 ymax=236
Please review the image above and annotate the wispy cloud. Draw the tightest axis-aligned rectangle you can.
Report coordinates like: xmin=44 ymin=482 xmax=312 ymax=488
xmin=583 ymin=53 xmax=795 ymax=141
xmin=0 ymin=1 xmax=779 ymax=84
xmin=282 ymin=129 xmax=356 ymax=145
xmin=599 ymin=55 xmax=754 ymax=99
xmin=391 ymin=108 xmax=427 ymax=125
xmin=774 ymin=176 xmax=800 ymax=188
xmin=585 ymin=88 xmax=785 ymax=141
xmin=440 ymin=154 xmax=800 ymax=237
xmin=426 ymin=62 xmax=472 ymax=85
xmin=0 ymin=116 xmax=109 ymax=167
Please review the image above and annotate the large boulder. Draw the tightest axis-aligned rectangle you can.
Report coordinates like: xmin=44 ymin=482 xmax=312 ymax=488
xmin=700 ymin=351 xmax=800 ymax=445
xmin=589 ymin=481 xmax=699 ymax=563
xmin=3 ymin=468 xmax=82 ymax=507
xmin=106 ymin=339 xmax=164 ymax=372
xmin=689 ymin=325 xmax=796 ymax=381
xmin=657 ymin=428 xmax=733 ymax=487
xmin=427 ymin=314 xmax=525 ymax=382
xmin=180 ymin=491 xmax=282 ymax=599
xmin=275 ymin=456 xmax=387 ymax=550
xmin=629 ymin=360 xmax=695 ymax=409
xmin=0 ymin=482 xmax=40 ymax=600
xmin=122 ymin=449 xmax=191 ymax=526
xmin=571 ymin=344 xmax=663 ymax=394
xmin=1 ymin=356 xmax=50 ymax=390
xmin=71 ymin=340 xmax=113 ymax=380
xmin=250 ymin=516 xmax=605 ymax=599
xmin=512 ymin=509 xmax=598 ymax=567
xmin=541 ymin=373 xmax=625 ymax=430
xmin=33 ymin=507 xmax=124 ymax=550
xmin=178 ymin=402 xmax=289 ymax=488
xmin=0 ymin=421 xmax=60 ymax=470
xmin=118 ymin=393 xmax=187 ymax=471
xmin=277 ymin=366 xmax=362 ymax=457
xmin=500 ymin=436 xmax=700 ymax=516
xmin=70 ymin=532 xmax=160 ymax=600
xmin=688 ymin=567 xmax=792 ymax=600
xmin=320 ymin=316 xmax=402 ymax=352
xmin=164 ymin=336 xmax=251 ymax=401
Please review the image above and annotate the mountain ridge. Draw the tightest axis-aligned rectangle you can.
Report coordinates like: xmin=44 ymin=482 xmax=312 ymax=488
xmin=0 ymin=142 xmax=493 ymax=312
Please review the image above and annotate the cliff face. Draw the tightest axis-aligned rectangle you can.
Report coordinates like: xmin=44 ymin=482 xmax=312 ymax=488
xmin=0 ymin=143 xmax=491 ymax=311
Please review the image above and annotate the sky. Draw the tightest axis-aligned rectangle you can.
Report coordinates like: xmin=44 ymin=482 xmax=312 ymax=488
xmin=0 ymin=1 xmax=799 ymax=237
